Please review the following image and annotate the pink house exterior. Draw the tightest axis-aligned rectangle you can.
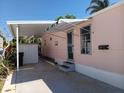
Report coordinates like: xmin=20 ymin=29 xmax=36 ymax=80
xmin=42 ymin=1 xmax=124 ymax=89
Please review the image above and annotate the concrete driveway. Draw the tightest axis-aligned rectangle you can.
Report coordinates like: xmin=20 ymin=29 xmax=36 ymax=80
xmin=11 ymin=61 xmax=124 ymax=93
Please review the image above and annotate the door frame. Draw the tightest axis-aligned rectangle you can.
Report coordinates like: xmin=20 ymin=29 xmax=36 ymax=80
xmin=67 ymin=29 xmax=74 ymax=61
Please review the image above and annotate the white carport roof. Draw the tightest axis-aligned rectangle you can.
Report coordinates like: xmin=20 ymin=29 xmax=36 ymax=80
xmin=7 ymin=19 xmax=89 ymax=37
xmin=7 ymin=20 xmax=57 ymax=37
xmin=7 ymin=19 xmax=88 ymax=37
xmin=7 ymin=20 xmax=57 ymax=71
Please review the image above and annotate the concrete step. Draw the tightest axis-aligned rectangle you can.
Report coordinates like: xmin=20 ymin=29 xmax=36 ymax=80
xmin=58 ymin=61 xmax=75 ymax=72
xmin=59 ymin=65 xmax=73 ymax=72
xmin=63 ymin=61 xmax=74 ymax=67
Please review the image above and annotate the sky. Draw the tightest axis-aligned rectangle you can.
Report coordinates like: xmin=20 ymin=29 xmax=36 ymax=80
xmin=0 ymin=0 xmax=121 ymax=40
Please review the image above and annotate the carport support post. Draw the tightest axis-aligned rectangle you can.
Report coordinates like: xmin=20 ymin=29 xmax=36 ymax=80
xmin=16 ymin=25 xmax=19 ymax=71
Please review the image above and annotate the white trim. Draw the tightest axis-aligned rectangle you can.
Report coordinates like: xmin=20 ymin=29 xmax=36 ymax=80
xmin=75 ymin=64 xmax=124 ymax=90
xmin=7 ymin=20 xmax=56 ymax=24
xmin=16 ymin=25 xmax=19 ymax=71
xmin=58 ymin=19 xmax=88 ymax=23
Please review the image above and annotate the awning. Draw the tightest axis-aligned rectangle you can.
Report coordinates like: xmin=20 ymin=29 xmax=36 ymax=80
xmin=7 ymin=20 xmax=56 ymax=37
xmin=7 ymin=20 xmax=57 ymax=71
xmin=7 ymin=19 xmax=89 ymax=37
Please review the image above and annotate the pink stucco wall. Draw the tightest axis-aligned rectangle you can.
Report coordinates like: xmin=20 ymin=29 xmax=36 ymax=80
xmin=42 ymin=31 xmax=68 ymax=64
xmin=42 ymin=4 xmax=124 ymax=74
xmin=74 ymin=5 xmax=124 ymax=75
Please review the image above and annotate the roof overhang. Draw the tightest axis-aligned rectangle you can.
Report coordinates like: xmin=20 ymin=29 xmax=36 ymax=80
xmin=7 ymin=19 xmax=89 ymax=37
xmin=7 ymin=20 xmax=57 ymax=25
xmin=45 ymin=19 xmax=89 ymax=33
xmin=7 ymin=20 xmax=56 ymax=37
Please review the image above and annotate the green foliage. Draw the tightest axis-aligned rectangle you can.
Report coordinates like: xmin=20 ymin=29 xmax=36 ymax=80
xmin=19 ymin=36 xmax=41 ymax=44
xmin=19 ymin=36 xmax=28 ymax=44
xmin=55 ymin=16 xmax=64 ymax=22
xmin=6 ymin=48 xmax=16 ymax=64
xmin=55 ymin=14 xmax=76 ymax=21
xmin=0 ymin=57 xmax=16 ymax=78
xmin=65 ymin=14 xmax=76 ymax=19
xmin=86 ymin=0 xmax=110 ymax=14
xmin=0 ymin=38 xmax=16 ymax=79
xmin=10 ymin=39 xmax=16 ymax=47
xmin=5 ymin=39 xmax=16 ymax=66
xmin=0 ymin=62 xmax=7 ymax=78
xmin=0 ymin=60 xmax=14 ymax=78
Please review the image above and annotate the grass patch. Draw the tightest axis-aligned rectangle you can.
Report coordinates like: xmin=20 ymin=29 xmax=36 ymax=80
xmin=0 ymin=80 xmax=5 ymax=92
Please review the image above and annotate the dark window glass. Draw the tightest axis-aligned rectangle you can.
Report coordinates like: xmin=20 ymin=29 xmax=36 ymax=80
xmin=67 ymin=32 xmax=72 ymax=44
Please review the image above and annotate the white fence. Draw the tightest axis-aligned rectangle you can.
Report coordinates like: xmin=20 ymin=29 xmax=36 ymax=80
xmin=19 ymin=44 xmax=38 ymax=64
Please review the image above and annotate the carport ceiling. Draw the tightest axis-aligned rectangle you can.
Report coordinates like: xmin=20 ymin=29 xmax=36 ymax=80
xmin=7 ymin=21 xmax=56 ymax=37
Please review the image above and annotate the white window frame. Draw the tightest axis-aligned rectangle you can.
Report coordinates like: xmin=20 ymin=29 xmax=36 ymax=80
xmin=80 ymin=25 xmax=92 ymax=55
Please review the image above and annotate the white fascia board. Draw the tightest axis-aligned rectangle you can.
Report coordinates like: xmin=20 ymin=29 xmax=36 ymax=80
xmin=58 ymin=19 xmax=88 ymax=23
xmin=7 ymin=20 xmax=57 ymax=25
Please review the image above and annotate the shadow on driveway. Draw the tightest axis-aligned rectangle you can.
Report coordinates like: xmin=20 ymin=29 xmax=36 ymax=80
xmin=11 ymin=61 xmax=124 ymax=93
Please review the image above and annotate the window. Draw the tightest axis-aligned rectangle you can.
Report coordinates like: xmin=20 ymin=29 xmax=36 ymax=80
xmin=80 ymin=25 xmax=91 ymax=54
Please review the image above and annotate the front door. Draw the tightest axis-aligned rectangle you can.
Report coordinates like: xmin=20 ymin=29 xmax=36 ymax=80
xmin=67 ymin=31 xmax=74 ymax=60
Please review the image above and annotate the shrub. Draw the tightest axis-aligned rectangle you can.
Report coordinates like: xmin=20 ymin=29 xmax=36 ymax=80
xmin=5 ymin=38 xmax=17 ymax=66
xmin=2 ymin=59 xmax=15 ymax=70
xmin=0 ymin=59 xmax=15 ymax=78
xmin=0 ymin=60 xmax=8 ymax=78
xmin=0 ymin=38 xmax=16 ymax=78
xmin=5 ymin=48 xmax=16 ymax=66
xmin=0 ymin=63 xmax=7 ymax=78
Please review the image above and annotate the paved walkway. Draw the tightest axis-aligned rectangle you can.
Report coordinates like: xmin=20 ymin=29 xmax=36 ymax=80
xmin=11 ymin=61 xmax=124 ymax=93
